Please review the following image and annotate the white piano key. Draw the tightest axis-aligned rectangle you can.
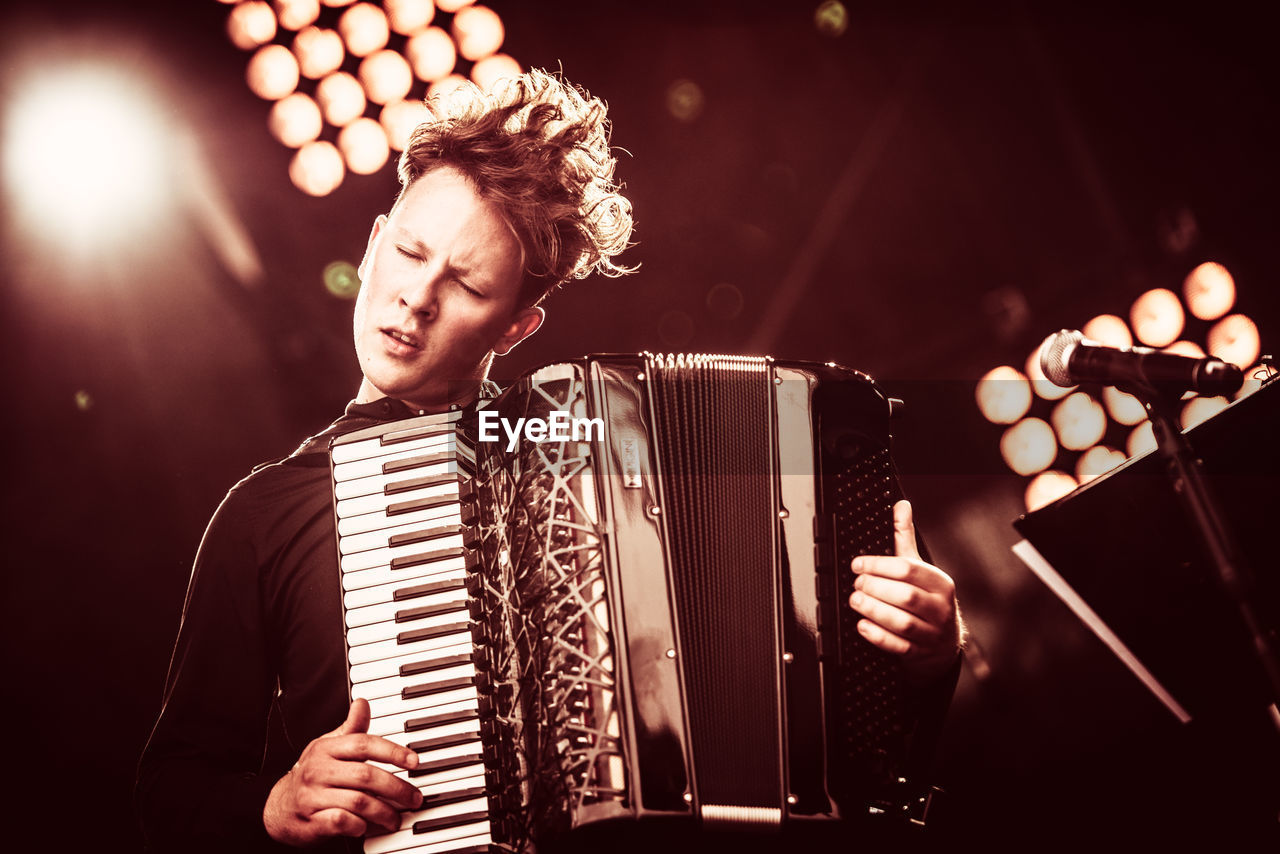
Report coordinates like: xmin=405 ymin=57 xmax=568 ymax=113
xmin=333 ymin=440 xmax=454 ymax=484
xmin=331 ymin=415 xmax=459 ymax=465
xmin=368 ymin=698 xmax=479 ymax=738
xmin=336 ymin=482 xmax=460 ymax=519
xmin=343 ymin=570 xmax=468 ymax=611
xmin=348 ymin=628 xmax=472 ymax=668
xmin=381 ymin=719 xmax=480 ymax=749
xmin=340 ymin=533 xmax=466 ymax=573
xmin=340 ymin=518 xmax=462 ymax=556
xmin=341 ymin=557 xmax=467 ymax=593
xmin=350 ymin=641 xmax=473 ymax=683
xmin=368 ymin=685 xmax=478 ymax=720
xmin=352 ymin=663 xmax=476 ymax=702
xmin=346 ymin=588 xmax=469 ymax=629
xmin=347 ymin=605 xmax=468 ymax=647
xmin=338 ymin=504 xmax=460 ymax=539
xmin=364 ymin=826 xmax=489 ymax=854
xmin=416 ymin=773 xmax=486 ymax=799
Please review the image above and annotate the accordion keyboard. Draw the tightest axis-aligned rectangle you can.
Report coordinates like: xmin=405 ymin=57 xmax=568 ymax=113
xmin=331 ymin=411 xmax=491 ymax=854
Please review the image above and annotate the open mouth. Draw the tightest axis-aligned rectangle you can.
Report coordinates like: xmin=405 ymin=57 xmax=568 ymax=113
xmin=382 ymin=328 xmax=421 ymax=350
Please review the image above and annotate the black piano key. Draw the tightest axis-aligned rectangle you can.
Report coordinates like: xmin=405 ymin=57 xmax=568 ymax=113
xmin=403 ymin=675 xmax=475 ymax=700
xmin=408 ymin=753 xmax=482 ymax=777
xmin=405 ymin=707 xmax=479 ymax=732
xmin=392 ymin=546 xmax=467 ymax=571
xmin=388 ymin=524 xmax=462 ymax=549
xmin=394 ymin=577 xmax=466 ymax=602
xmin=397 ymin=621 xmax=469 ymax=645
xmin=421 ymin=786 xmax=488 ymax=809
xmin=400 ymin=653 xmax=473 ymax=677
xmin=395 ymin=600 xmax=467 ymax=623
xmin=382 ymin=451 xmax=451 ymax=475
xmin=385 ymin=472 xmax=458 ymax=496
xmin=409 ymin=732 xmax=481 ymax=753
xmin=388 ymin=494 xmax=457 ymax=517
xmin=412 ymin=810 xmax=490 ymax=834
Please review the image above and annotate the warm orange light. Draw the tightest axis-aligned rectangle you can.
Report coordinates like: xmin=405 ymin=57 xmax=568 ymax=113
xmin=1183 ymin=262 xmax=1236 ymax=321
xmin=1082 ymin=314 xmax=1132 ymax=349
xmin=289 ymin=140 xmax=344 ymax=195
xmin=380 ymin=99 xmax=430 ymax=151
xmin=1127 ymin=421 xmax=1156 ymax=457
xmin=228 ymin=1 xmax=277 ymax=50
xmin=427 ymin=74 xmax=470 ymax=101
xmin=1025 ymin=471 xmax=1078 ymax=512
xmin=294 ymin=27 xmax=345 ymax=79
xmin=274 ymin=0 xmax=320 ymax=30
xmin=975 ymin=366 xmax=1032 ymax=425
xmin=386 ymin=0 xmax=435 ymax=35
xmin=316 ymin=71 xmax=367 ymax=126
xmin=1026 ymin=343 xmax=1073 ymax=401
xmin=359 ymin=50 xmax=413 ymax=105
xmin=268 ymin=92 xmax=323 ymax=147
xmin=1208 ymin=314 xmax=1260 ymax=368
xmin=407 ymin=27 xmax=457 ymax=82
xmin=1102 ymin=385 xmax=1147 ymax=426
xmin=471 ymin=54 xmax=520 ymax=92
xmin=339 ymin=2 xmax=390 ymax=57
xmin=1000 ymin=417 xmax=1057 ymax=476
xmin=321 ymin=0 xmax=356 ymax=5
xmin=1076 ymin=446 xmax=1125 ymax=483
xmin=1130 ymin=288 xmax=1185 ymax=348
xmin=1181 ymin=396 xmax=1229 ymax=430
xmin=436 ymin=0 xmax=476 ymax=10
xmin=338 ymin=117 xmax=390 ymax=174
xmin=1051 ymin=391 xmax=1107 ymax=451
xmin=452 ymin=5 xmax=504 ymax=61
xmin=1162 ymin=340 xmax=1205 ymax=358
xmin=246 ymin=44 xmax=300 ymax=100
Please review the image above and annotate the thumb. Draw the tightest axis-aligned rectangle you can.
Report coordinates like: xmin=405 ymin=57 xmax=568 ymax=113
xmin=329 ymin=698 xmax=371 ymax=737
xmin=893 ymin=499 xmax=921 ymax=561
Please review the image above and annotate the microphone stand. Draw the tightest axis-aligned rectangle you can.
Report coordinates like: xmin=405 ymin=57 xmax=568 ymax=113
xmin=1128 ymin=381 xmax=1280 ymax=734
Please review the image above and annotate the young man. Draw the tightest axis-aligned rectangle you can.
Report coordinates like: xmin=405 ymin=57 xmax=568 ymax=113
xmin=138 ymin=70 xmax=960 ymax=852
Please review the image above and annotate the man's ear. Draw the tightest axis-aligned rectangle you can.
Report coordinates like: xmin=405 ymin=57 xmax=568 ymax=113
xmin=492 ymin=306 xmax=545 ymax=356
xmin=357 ymin=214 xmax=388 ymax=281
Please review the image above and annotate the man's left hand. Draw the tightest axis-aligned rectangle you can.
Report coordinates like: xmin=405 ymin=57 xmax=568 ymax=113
xmin=849 ymin=499 xmax=961 ymax=683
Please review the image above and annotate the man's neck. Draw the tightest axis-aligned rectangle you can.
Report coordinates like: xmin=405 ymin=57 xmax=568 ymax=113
xmin=354 ymin=377 xmax=484 ymax=415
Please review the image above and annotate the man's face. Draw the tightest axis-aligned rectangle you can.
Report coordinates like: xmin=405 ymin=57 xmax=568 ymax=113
xmin=353 ymin=166 xmax=542 ymax=410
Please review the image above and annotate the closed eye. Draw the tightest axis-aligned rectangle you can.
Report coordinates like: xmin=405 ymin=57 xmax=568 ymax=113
xmin=395 ymin=246 xmax=421 ymax=262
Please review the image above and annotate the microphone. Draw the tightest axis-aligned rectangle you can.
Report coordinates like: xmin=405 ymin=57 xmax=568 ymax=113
xmin=1039 ymin=329 xmax=1243 ymax=396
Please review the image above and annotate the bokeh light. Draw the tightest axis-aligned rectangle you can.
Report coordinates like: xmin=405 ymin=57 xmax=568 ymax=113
xmin=339 ymin=2 xmax=390 ymax=57
xmin=359 ymin=49 xmax=413 ymax=105
xmin=814 ymin=0 xmax=850 ymax=37
xmin=317 ymin=70 xmax=367 ymax=126
xmin=1130 ymin=287 xmax=1185 ymax=347
xmin=324 ymin=259 xmax=361 ymax=298
xmin=1076 ymin=445 xmax=1126 ymax=483
xmin=975 ymin=366 xmax=1032 ymax=424
xmin=1102 ymin=385 xmax=1147 ymax=426
xmin=471 ymin=54 xmax=521 ymax=92
xmin=452 ymin=5 xmax=504 ymax=61
xmin=1082 ymin=314 xmax=1132 ymax=349
xmin=427 ymin=74 xmax=469 ymax=101
xmin=268 ymin=92 xmax=323 ymax=147
xmin=1000 ymin=417 xmax=1057 ymax=476
xmin=247 ymin=44 xmax=301 ymax=100
xmin=293 ymin=26 xmax=345 ymax=79
xmin=1026 ymin=342 xmax=1073 ymax=400
xmin=228 ymin=1 xmax=278 ymax=50
xmin=386 ymin=0 xmax=435 ymax=34
xmin=1051 ymin=392 xmax=1107 ymax=451
xmin=1207 ymin=314 xmax=1260 ymax=368
xmin=1127 ymin=421 xmax=1157 ymax=458
xmin=1181 ymin=396 xmax=1230 ymax=430
xmin=1162 ymin=340 xmax=1205 ymax=358
xmin=407 ymin=27 xmax=457 ymax=82
xmin=338 ymin=117 xmax=390 ymax=174
xmin=436 ymin=0 xmax=476 ymax=10
xmin=275 ymin=0 xmax=321 ymax=30
xmin=380 ymin=99 xmax=430 ymax=150
xmin=289 ymin=140 xmax=344 ymax=195
xmin=666 ymin=79 xmax=705 ymax=123
xmin=1025 ymin=470 xmax=1078 ymax=512
xmin=1183 ymin=261 xmax=1236 ymax=321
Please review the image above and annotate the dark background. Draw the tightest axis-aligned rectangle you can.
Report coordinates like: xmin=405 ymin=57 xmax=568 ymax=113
xmin=2 ymin=0 xmax=1277 ymax=849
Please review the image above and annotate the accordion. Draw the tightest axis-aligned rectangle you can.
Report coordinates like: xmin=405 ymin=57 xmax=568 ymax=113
xmin=330 ymin=354 xmax=931 ymax=854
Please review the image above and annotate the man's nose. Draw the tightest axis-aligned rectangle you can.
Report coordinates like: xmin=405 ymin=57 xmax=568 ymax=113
xmin=399 ymin=275 xmax=439 ymax=318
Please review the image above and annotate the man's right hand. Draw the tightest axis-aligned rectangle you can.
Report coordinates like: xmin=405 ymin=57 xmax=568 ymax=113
xmin=263 ymin=698 xmax=423 ymax=845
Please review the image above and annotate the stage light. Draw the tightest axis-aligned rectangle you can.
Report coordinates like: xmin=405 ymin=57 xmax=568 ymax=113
xmin=975 ymin=365 xmax=1032 ymax=425
xmin=666 ymin=79 xmax=705 ymax=123
xmin=1207 ymin=314 xmax=1260 ymax=368
xmin=324 ymin=259 xmax=361 ymax=298
xmin=1127 ymin=421 xmax=1156 ymax=458
xmin=275 ymin=0 xmax=320 ymax=30
xmin=1130 ymin=287 xmax=1184 ymax=347
xmin=407 ymin=27 xmax=457 ymax=82
xmin=1102 ymin=385 xmax=1146 ymax=426
xmin=359 ymin=49 xmax=413 ymax=105
xmin=228 ymin=1 xmax=278 ymax=50
xmin=4 ymin=66 xmax=176 ymax=245
xmin=436 ymin=0 xmax=476 ymax=11
xmin=1026 ymin=342 xmax=1073 ymax=401
xmin=293 ymin=26 xmax=344 ymax=79
xmin=380 ymin=99 xmax=430 ymax=150
xmin=1183 ymin=261 xmax=1235 ymax=321
xmin=814 ymin=1 xmax=849 ymax=38
xmin=452 ymin=5 xmax=504 ymax=61
xmin=322 ymin=0 xmax=356 ymax=5
xmin=1025 ymin=470 xmax=1077 ymax=512
xmin=247 ymin=44 xmax=300 ymax=100
xmin=472 ymin=54 xmax=520 ymax=92
xmin=1162 ymin=340 xmax=1205 ymax=358
xmin=428 ymin=74 xmax=469 ymax=101
xmin=290 ymin=140 xmax=344 ymax=195
xmin=1051 ymin=392 xmax=1106 ymax=451
xmin=1000 ymin=417 xmax=1057 ymax=476
xmin=1180 ymin=396 xmax=1229 ymax=430
xmin=338 ymin=117 xmax=390 ymax=174
xmin=317 ymin=70 xmax=367 ymax=126
xmin=268 ymin=92 xmax=323 ymax=147
xmin=339 ymin=2 xmax=390 ymax=58
xmin=1076 ymin=445 xmax=1125 ymax=483
xmin=1082 ymin=314 xmax=1132 ymax=349
xmin=386 ymin=0 xmax=435 ymax=34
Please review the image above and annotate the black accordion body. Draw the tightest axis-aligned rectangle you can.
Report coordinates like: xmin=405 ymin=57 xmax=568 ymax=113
xmin=330 ymin=354 xmax=932 ymax=854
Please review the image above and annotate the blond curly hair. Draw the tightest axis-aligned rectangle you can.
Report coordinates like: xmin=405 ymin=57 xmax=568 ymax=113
xmin=396 ymin=69 xmax=635 ymax=306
